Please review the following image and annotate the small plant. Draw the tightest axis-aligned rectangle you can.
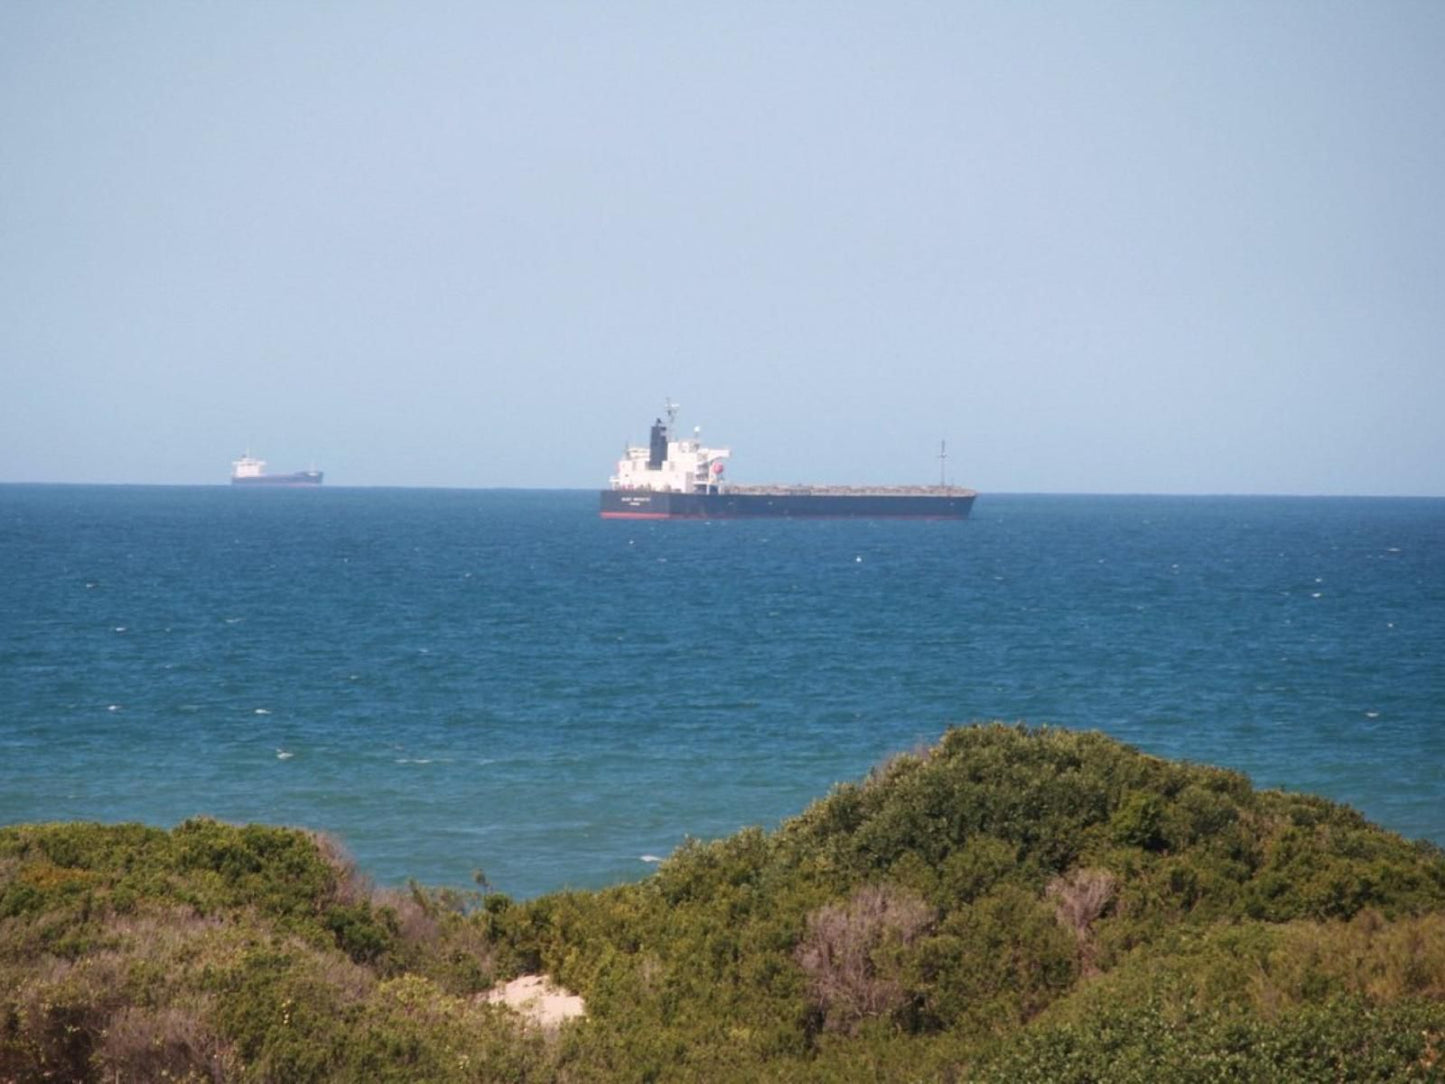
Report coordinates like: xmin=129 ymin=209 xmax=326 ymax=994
xmin=1046 ymin=866 xmax=1117 ymax=975
xmin=796 ymin=883 xmax=934 ymax=1034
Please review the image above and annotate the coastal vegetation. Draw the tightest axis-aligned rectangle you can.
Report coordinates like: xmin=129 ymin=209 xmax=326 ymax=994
xmin=3 ymin=724 xmax=1444 ymax=1081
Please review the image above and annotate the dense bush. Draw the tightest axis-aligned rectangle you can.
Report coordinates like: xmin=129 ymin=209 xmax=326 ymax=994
xmin=3 ymin=724 xmax=1444 ymax=1081
xmin=970 ymin=997 xmax=1445 ymax=1083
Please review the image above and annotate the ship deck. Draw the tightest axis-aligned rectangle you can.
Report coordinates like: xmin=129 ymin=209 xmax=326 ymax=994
xmin=721 ymin=484 xmax=977 ymax=498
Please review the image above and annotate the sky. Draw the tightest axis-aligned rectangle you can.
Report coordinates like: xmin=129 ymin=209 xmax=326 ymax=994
xmin=2 ymin=2 xmax=1442 ymax=494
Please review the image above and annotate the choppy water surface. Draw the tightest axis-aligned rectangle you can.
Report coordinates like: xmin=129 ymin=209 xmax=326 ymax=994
xmin=1 ymin=486 xmax=1441 ymax=897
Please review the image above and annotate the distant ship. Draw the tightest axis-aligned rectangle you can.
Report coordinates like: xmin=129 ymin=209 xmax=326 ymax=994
xmin=600 ymin=403 xmax=975 ymax=520
xmin=230 ymin=452 xmax=323 ymax=487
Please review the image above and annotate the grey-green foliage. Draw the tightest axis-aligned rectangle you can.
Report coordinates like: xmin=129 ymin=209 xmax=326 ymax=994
xmin=4 ymin=724 xmax=1445 ymax=1082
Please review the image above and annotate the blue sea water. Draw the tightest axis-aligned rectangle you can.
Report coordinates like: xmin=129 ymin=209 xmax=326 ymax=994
xmin=1 ymin=485 xmax=1441 ymax=899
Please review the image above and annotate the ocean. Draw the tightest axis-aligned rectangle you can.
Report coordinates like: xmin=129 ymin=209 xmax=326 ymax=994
xmin=1 ymin=485 xmax=1441 ymax=899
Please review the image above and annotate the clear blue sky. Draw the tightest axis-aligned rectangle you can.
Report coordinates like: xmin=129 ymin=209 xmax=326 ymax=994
xmin=3 ymin=2 xmax=1441 ymax=494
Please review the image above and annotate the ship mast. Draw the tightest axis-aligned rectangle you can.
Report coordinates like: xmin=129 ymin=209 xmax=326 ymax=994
xmin=938 ymin=440 xmax=948 ymax=488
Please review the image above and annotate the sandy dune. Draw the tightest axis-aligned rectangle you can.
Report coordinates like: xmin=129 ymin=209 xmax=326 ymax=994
xmin=483 ymin=974 xmax=586 ymax=1030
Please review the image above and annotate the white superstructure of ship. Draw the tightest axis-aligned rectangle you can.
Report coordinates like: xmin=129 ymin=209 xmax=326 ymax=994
xmin=609 ymin=401 xmax=731 ymax=495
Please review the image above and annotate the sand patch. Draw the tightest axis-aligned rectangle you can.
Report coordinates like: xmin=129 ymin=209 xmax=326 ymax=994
xmin=482 ymin=974 xmax=586 ymax=1030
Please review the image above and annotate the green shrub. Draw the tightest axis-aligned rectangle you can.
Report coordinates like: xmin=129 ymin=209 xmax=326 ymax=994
xmin=4 ymin=724 xmax=1445 ymax=1081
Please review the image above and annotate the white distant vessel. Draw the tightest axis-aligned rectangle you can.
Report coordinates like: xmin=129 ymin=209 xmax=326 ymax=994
xmin=230 ymin=452 xmax=323 ymax=487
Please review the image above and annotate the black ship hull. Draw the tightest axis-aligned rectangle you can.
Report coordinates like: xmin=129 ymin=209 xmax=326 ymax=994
xmin=600 ymin=489 xmax=974 ymax=520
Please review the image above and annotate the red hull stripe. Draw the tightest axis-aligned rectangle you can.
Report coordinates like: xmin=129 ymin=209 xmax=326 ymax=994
xmin=600 ymin=512 xmax=964 ymax=521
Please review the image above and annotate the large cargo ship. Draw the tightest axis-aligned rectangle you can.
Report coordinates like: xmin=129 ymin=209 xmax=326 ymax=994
xmin=230 ymin=453 xmax=323 ymax=487
xmin=600 ymin=404 xmax=975 ymax=520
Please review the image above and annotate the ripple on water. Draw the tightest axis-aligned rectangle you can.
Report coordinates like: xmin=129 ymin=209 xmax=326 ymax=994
xmin=0 ymin=488 xmax=1441 ymax=895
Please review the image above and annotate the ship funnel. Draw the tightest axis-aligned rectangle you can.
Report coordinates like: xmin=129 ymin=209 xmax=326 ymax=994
xmin=648 ymin=417 xmax=667 ymax=470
